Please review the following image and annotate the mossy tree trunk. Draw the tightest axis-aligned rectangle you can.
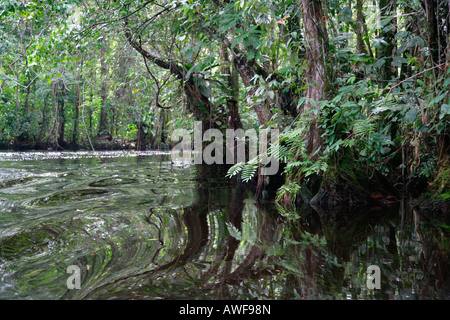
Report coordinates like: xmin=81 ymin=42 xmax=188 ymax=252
xmin=300 ymin=0 xmax=331 ymax=158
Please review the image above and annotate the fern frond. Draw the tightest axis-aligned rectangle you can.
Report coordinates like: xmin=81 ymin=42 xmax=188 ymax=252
xmin=226 ymin=162 xmax=245 ymax=178
xmin=353 ymin=117 xmax=377 ymax=138
xmin=225 ymin=222 xmax=242 ymax=240
xmin=241 ymin=163 xmax=258 ymax=182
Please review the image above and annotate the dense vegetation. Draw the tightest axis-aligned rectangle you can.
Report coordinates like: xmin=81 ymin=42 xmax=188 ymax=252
xmin=0 ymin=0 xmax=449 ymax=210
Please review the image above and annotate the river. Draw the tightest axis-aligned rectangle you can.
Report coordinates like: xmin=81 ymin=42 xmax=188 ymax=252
xmin=0 ymin=151 xmax=448 ymax=300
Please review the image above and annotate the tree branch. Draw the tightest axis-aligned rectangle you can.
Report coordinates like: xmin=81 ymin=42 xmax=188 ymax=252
xmin=388 ymin=63 xmax=445 ymax=94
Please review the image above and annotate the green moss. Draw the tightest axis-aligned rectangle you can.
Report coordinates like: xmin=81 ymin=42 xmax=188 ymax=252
xmin=432 ymin=160 xmax=450 ymax=196
xmin=439 ymin=192 xmax=450 ymax=201
xmin=413 ymin=160 xmax=450 ymax=217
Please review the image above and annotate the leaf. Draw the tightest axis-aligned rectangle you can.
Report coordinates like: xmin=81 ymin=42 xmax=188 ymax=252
xmin=399 ymin=35 xmax=425 ymax=54
xmin=443 ymin=78 xmax=450 ymax=87
xmin=430 ymin=92 xmax=447 ymax=105
xmin=241 ymin=163 xmax=258 ymax=182
xmin=372 ymin=58 xmax=386 ymax=69
xmin=372 ymin=38 xmax=388 ymax=49
xmin=350 ymin=54 xmax=371 ymax=62
xmin=243 ymin=34 xmax=260 ymax=49
xmin=404 ymin=108 xmax=418 ymax=124
xmin=395 ymin=30 xmax=410 ymax=40
xmin=231 ymin=33 xmax=246 ymax=48
xmin=199 ymin=84 xmax=211 ymax=98
xmin=226 ymin=222 xmax=242 ymax=240
xmin=347 ymin=76 xmax=356 ymax=84
xmin=340 ymin=5 xmax=352 ymax=20
xmin=226 ymin=162 xmax=244 ymax=178
xmin=393 ymin=56 xmax=407 ymax=68
xmin=246 ymin=49 xmax=255 ymax=60
xmin=380 ymin=16 xmax=393 ymax=28
xmin=353 ymin=118 xmax=376 ymax=137
xmin=184 ymin=65 xmax=195 ymax=82
xmin=440 ymin=104 xmax=450 ymax=119
xmin=297 ymin=97 xmax=306 ymax=109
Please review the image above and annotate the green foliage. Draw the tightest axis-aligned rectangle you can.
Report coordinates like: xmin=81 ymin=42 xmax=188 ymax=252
xmin=226 ymin=158 xmax=259 ymax=183
xmin=0 ymin=0 xmax=448 ymax=212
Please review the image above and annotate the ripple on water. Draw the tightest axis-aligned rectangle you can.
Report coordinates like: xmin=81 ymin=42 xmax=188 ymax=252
xmin=88 ymin=177 xmax=138 ymax=188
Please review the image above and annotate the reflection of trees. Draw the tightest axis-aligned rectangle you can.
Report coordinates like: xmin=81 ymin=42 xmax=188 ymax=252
xmin=310 ymin=203 xmax=411 ymax=299
xmin=65 ymin=179 xmax=285 ymax=299
xmin=213 ymin=184 xmax=244 ymax=299
xmin=411 ymin=207 xmax=449 ymax=298
xmin=303 ymin=201 xmax=450 ymax=299
xmin=220 ymin=200 xmax=278 ymax=286
xmin=62 ymin=177 xmax=449 ymax=300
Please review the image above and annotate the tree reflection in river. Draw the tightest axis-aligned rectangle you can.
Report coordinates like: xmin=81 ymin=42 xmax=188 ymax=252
xmin=65 ymin=186 xmax=449 ymax=300
xmin=0 ymin=153 xmax=448 ymax=300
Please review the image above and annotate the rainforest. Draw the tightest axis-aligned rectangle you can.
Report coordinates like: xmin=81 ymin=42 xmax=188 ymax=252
xmin=0 ymin=0 xmax=449 ymax=301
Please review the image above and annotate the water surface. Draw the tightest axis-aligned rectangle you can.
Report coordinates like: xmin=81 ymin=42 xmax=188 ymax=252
xmin=0 ymin=151 xmax=448 ymax=299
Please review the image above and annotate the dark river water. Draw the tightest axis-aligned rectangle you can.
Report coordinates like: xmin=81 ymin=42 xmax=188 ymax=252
xmin=0 ymin=151 xmax=448 ymax=300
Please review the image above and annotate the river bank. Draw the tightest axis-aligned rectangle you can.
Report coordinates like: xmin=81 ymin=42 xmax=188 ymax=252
xmin=0 ymin=136 xmax=173 ymax=152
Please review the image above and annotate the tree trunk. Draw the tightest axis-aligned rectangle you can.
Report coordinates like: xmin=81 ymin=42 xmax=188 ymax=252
xmin=421 ymin=0 xmax=440 ymax=65
xmin=58 ymin=95 xmax=65 ymax=147
xmin=136 ymin=121 xmax=145 ymax=151
xmin=155 ymin=107 xmax=167 ymax=148
xmin=352 ymin=0 xmax=373 ymax=57
xmin=446 ymin=0 xmax=450 ymax=71
xmin=88 ymin=91 xmax=93 ymax=137
xmin=15 ymin=66 xmax=20 ymax=137
xmin=379 ymin=0 xmax=397 ymax=82
xmin=99 ymin=38 xmax=108 ymax=135
xmin=73 ymin=83 xmax=81 ymax=148
xmin=159 ymin=108 xmax=166 ymax=145
xmin=110 ymin=107 xmax=115 ymax=140
xmin=220 ymin=45 xmax=242 ymax=130
xmin=300 ymin=0 xmax=330 ymax=157
xmin=50 ymin=83 xmax=61 ymax=150
xmin=235 ymin=55 xmax=272 ymax=126
xmin=22 ymin=60 xmax=31 ymax=141
xmin=37 ymin=91 xmax=50 ymax=143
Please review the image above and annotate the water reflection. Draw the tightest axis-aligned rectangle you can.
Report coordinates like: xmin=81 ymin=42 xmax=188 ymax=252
xmin=0 ymin=152 xmax=448 ymax=300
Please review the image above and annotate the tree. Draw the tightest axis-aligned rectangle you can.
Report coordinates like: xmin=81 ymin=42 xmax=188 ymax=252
xmin=379 ymin=0 xmax=397 ymax=83
xmin=98 ymin=37 xmax=109 ymax=136
xmin=299 ymin=0 xmax=331 ymax=157
xmin=0 ymin=0 xmax=448 ymax=209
